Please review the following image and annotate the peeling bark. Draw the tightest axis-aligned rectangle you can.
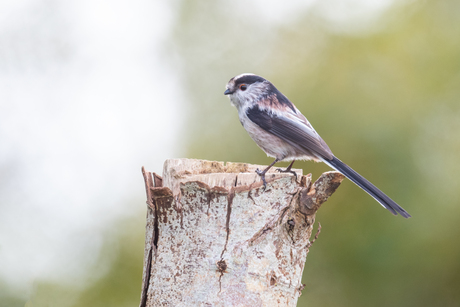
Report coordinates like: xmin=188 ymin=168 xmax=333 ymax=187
xmin=140 ymin=159 xmax=344 ymax=307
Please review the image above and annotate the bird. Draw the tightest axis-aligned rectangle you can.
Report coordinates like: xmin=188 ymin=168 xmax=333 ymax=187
xmin=224 ymin=73 xmax=411 ymax=218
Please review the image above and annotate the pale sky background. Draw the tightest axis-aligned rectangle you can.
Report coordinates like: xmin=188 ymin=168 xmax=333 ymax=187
xmin=0 ymin=0 xmax=396 ymax=297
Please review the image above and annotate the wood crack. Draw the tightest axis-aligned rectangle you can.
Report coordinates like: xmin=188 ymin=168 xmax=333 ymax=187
xmin=218 ymin=187 xmax=235 ymax=293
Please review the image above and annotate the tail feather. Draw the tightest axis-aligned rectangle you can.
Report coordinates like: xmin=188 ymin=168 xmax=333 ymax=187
xmin=323 ymin=156 xmax=411 ymax=218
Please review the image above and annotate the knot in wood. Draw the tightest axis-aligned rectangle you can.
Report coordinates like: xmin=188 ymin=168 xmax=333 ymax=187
xmin=216 ymin=260 xmax=227 ymax=274
xmin=299 ymin=187 xmax=317 ymax=215
xmin=287 ymin=217 xmax=295 ymax=232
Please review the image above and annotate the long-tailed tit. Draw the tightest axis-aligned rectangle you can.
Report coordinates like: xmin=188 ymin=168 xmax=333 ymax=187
xmin=224 ymin=73 xmax=410 ymax=218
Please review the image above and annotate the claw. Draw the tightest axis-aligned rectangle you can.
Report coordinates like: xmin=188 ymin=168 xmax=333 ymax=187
xmin=255 ymin=168 xmax=268 ymax=190
xmin=276 ymin=167 xmax=297 ymax=180
xmin=255 ymin=159 xmax=280 ymax=191
xmin=261 ymin=175 xmax=267 ymax=190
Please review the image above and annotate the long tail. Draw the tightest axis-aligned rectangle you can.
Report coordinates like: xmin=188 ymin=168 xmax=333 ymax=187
xmin=323 ymin=156 xmax=411 ymax=218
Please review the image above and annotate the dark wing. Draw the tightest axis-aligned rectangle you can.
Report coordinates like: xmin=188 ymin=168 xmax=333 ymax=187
xmin=246 ymin=105 xmax=334 ymax=160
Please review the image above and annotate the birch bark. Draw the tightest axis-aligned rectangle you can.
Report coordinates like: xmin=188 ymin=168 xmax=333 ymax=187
xmin=140 ymin=159 xmax=344 ymax=307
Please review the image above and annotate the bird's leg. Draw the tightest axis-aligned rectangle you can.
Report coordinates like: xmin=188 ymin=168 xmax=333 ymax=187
xmin=276 ymin=160 xmax=297 ymax=180
xmin=255 ymin=158 xmax=279 ymax=189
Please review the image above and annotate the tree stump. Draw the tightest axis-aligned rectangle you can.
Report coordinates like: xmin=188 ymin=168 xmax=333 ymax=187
xmin=140 ymin=159 xmax=344 ymax=307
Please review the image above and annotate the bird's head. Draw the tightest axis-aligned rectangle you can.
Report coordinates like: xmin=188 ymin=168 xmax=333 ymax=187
xmin=224 ymin=73 xmax=270 ymax=109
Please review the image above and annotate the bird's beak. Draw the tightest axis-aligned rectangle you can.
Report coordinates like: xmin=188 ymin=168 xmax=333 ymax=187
xmin=224 ymin=89 xmax=231 ymax=95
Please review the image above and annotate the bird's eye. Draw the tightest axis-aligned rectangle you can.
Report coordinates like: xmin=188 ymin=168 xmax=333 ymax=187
xmin=239 ymin=84 xmax=247 ymax=91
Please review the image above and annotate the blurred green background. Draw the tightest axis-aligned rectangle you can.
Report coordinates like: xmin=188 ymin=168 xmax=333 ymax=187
xmin=5 ymin=0 xmax=460 ymax=306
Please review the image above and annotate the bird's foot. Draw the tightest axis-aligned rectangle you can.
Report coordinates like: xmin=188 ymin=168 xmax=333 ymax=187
xmin=255 ymin=168 xmax=268 ymax=190
xmin=276 ymin=167 xmax=297 ymax=180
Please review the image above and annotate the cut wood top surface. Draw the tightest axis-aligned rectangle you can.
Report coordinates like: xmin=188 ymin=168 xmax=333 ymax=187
xmin=162 ymin=158 xmax=303 ymax=196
